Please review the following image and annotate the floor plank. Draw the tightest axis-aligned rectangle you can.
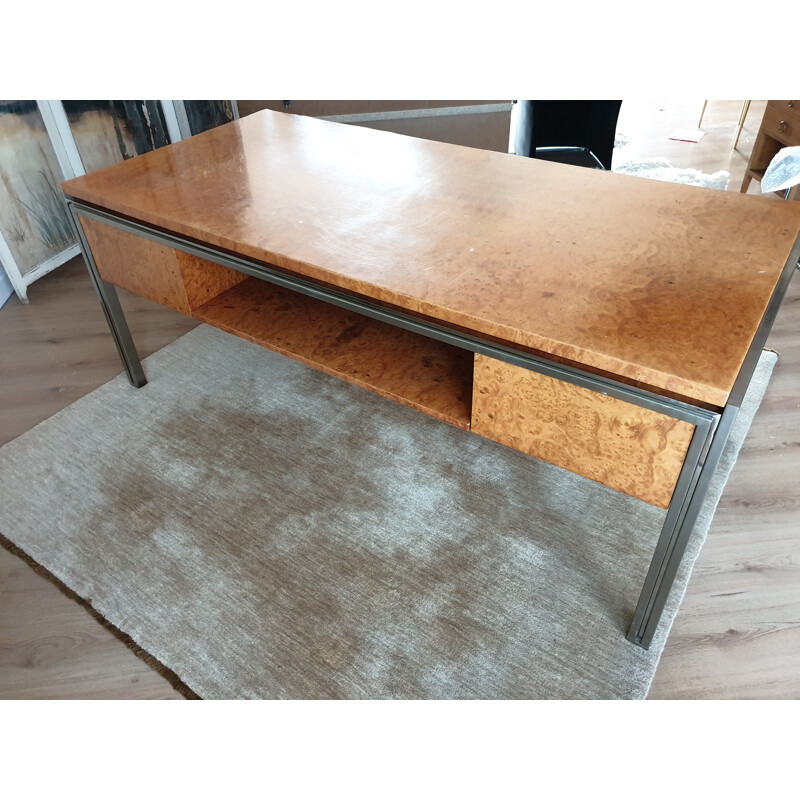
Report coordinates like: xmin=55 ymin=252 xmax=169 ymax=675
xmin=0 ymin=548 xmax=181 ymax=700
xmin=649 ymin=257 xmax=800 ymax=699
xmin=0 ymin=261 xmax=194 ymax=699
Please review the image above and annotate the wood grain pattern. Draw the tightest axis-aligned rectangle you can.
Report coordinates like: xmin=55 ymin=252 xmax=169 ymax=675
xmin=80 ymin=213 xmax=473 ymax=426
xmin=471 ymin=355 xmax=695 ymax=508
xmin=63 ymin=108 xmax=800 ymax=407
xmin=0 ymin=256 xmax=193 ymax=698
xmin=80 ymin=218 xmax=248 ymax=314
xmin=80 ymin=217 xmax=190 ymax=313
xmin=193 ymin=278 xmax=473 ymax=429
xmin=176 ymin=251 xmax=247 ymax=310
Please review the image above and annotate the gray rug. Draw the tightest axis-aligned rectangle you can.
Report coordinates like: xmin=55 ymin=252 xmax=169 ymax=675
xmin=0 ymin=326 xmax=776 ymax=699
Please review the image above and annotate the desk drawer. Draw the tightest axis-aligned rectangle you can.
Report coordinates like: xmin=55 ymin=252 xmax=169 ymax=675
xmin=471 ymin=355 xmax=695 ymax=508
xmin=767 ymin=100 xmax=800 ymax=122
xmin=763 ymin=103 xmax=800 ymax=146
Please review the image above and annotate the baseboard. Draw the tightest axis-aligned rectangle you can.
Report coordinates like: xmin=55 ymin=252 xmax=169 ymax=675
xmin=0 ymin=266 xmax=14 ymax=309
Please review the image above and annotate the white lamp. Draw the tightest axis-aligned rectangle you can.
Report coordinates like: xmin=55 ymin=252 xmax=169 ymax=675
xmin=761 ymin=146 xmax=800 ymax=195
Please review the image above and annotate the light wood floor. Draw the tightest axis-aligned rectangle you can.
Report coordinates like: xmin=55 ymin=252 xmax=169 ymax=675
xmin=1 ymin=100 xmax=797 ymax=699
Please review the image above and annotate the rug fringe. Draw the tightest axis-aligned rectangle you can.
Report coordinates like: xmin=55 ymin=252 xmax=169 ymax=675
xmin=0 ymin=530 xmax=202 ymax=700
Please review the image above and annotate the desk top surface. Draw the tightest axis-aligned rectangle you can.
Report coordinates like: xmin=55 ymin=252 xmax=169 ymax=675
xmin=63 ymin=109 xmax=800 ymax=407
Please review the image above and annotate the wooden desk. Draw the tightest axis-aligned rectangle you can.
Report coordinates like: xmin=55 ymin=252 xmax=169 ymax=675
xmin=62 ymin=110 xmax=800 ymax=649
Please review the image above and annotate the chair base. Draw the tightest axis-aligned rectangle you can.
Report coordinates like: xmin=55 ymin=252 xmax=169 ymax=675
xmin=533 ymin=146 xmax=606 ymax=170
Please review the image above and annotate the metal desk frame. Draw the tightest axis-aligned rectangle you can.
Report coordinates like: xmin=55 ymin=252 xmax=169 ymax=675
xmin=65 ymin=197 xmax=800 ymax=650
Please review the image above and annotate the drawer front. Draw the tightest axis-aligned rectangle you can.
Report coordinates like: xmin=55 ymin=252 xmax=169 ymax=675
xmin=767 ymin=100 xmax=800 ymax=122
xmin=471 ymin=355 xmax=696 ymax=509
xmin=763 ymin=103 xmax=800 ymax=145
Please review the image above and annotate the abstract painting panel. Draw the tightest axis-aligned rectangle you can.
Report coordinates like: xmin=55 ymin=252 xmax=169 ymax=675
xmin=183 ymin=101 xmax=235 ymax=135
xmin=62 ymin=100 xmax=171 ymax=173
xmin=0 ymin=100 xmax=74 ymax=275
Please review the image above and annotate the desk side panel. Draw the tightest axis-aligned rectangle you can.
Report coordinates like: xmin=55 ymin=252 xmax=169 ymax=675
xmin=80 ymin=217 xmax=191 ymax=314
xmin=79 ymin=218 xmax=248 ymax=314
xmin=471 ymin=355 xmax=695 ymax=509
xmin=176 ymin=251 xmax=248 ymax=310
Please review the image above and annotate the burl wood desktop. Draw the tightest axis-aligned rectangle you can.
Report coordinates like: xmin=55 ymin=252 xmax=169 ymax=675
xmin=62 ymin=110 xmax=800 ymax=649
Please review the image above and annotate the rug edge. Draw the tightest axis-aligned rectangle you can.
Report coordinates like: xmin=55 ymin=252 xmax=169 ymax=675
xmin=1 ymin=324 xmax=210 ymax=452
xmin=0 ymin=529 xmax=202 ymax=701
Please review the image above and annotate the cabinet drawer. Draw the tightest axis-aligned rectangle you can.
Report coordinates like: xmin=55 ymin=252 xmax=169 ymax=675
xmin=763 ymin=103 xmax=800 ymax=146
xmin=767 ymin=100 xmax=800 ymax=123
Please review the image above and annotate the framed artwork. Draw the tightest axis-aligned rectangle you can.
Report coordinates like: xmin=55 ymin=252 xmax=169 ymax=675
xmin=1 ymin=100 xmax=237 ymax=304
xmin=0 ymin=100 xmax=77 ymax=302
xmin=166 ymin=101 xmax=239 ymax=141
xmin=61 ymin=100 xmax=171 ymax=173
xmin=184 ymin=100 xmax=236 ymax=135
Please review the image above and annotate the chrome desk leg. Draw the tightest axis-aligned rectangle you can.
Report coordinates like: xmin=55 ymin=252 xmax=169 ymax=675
xmin=66 ymin=203 xmax=146 ymax=388
xmin=627 ymin=404 xmax=738 ymax=648
xmin=628 ymin=237 xmax=799 ymax=648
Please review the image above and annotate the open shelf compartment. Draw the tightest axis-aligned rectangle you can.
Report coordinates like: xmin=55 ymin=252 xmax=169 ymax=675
xmin=192 ymin=277 xmax=474 ymax=429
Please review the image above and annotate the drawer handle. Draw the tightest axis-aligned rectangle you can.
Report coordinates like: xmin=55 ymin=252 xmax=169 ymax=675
xmin=779 ymin=120 xmax=788 ymax=133
xmin=788 ymin=101 xmax=795 ymax=107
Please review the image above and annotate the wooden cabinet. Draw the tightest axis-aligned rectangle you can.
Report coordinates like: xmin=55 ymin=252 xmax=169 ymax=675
xmin=741 ymin=100 xmax=800 ymax=198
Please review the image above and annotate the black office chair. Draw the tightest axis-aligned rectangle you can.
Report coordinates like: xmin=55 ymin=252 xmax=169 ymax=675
xmin=515 ymin=101 xmax=622 ymax=170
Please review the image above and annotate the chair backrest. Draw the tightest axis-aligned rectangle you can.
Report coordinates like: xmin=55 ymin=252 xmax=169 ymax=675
xmin=517 ymin=101 xmax=622 ymax=170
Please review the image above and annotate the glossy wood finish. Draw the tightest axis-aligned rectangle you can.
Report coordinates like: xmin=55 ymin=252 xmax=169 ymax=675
xmin=471 ymin=355 xmax=695 ymax=508
xmin=193 ymin=278 xmax=473 ymax=429
xmin=63 ymin=109 xmax=800 ymax=408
